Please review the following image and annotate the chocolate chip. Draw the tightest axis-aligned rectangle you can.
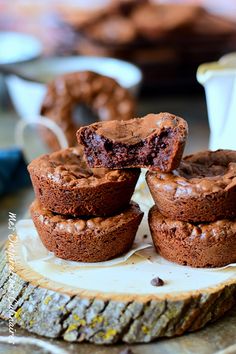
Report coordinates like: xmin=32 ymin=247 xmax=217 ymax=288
xmin=143 ymin=234 xmax=148 ymax=239
xmin=151 ymin=277 xmax=164 ymax=287
xmin=120 ymin=348 xmax=134 ymax=354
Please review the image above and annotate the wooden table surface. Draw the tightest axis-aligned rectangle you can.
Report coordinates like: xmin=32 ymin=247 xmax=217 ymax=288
xmin=0 ymin=95 xmax=235 ymax=354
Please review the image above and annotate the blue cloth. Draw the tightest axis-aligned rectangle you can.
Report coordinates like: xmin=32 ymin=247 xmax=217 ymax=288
xmin=0 ymin=148 xmax=31 ymax=196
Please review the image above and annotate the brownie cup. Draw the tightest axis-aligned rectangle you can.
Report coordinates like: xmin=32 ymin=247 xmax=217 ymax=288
xmin=84 ymin=15 xmax=137 ymax=45
xmin=31 ymin=200 xmax=144 ymax=262
xmin=28 ymin=146 xmax=140 ymax=217
xmin=131 ymin=3 xmax=202 ymax=40
xmin=77 ymin=112 xmax=188 ymax=172
xmin=147 ymin=150 xmax=236 ymax=222
xmin=149 ymin=205 xmax=236 ymax=268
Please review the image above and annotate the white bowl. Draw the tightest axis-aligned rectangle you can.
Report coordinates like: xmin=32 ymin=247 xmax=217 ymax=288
xmin=0 ymin=31 xmax=42 ymax=65
xmin=6 ymin=56 xmax=142 ymax=121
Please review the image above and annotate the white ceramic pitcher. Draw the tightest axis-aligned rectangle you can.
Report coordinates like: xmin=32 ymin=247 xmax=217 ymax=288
xmin=197 ymin=53 xmax=236 ymax=151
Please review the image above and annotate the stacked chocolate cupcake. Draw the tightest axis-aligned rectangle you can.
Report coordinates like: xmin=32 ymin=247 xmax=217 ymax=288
xmin=29 ymin=111 xmax=236 ymax=267
xmin=147 ymin=150 xmax=236 ymax=268
xmin=28 ymin=146 xmax=143 ymax=262
xmin=28 ymin=111 xmax=188 ymax=263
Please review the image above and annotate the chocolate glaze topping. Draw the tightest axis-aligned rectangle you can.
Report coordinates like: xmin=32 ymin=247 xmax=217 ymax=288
xmin=29 ymin=146 xmax=136 ymax=188
xmin=32 ymin=200 xmax=143 ymax=234
xmin=91 ymin=113 xmax=182 ymax=144
xmin=151 ymin=150 xmax=236 ymax=197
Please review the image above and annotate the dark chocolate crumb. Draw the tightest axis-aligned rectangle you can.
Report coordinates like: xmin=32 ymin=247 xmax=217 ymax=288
xmin=120 ymin=348 xmax=134 ymax=354
xmin=151 ymin=277 xmax=165 ymax=287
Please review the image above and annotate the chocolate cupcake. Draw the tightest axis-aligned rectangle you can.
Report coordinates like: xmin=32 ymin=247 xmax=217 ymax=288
xmin=77 ymin=113 xmax=188 ymax=172
xmin=147 ymin=150 xmax=236 ymax=222
xmin=31 ymin=200 xmax=143 ymax=263
xmin=131 ymin=3 xmax=202 ymax=40
xmin=149 ymin=205 xmax=236 ymax=268
xmin=28 ymin=146 xmax=140 ymax=217
xmin=84 ymin=15 xmax=137 ymax=45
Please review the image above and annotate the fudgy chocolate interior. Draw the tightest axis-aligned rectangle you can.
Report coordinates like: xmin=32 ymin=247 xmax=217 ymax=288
xmin=78 ymin=113 xmax=188 ymax=170
xmin=83 ymin=128 xmax=173 ymax=168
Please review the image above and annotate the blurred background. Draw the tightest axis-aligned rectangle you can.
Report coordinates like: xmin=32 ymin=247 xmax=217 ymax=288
xmin=1 ymin=0 xmax=236 ymax=91
xmin=0 ymin=0 xmax=236 ymax=232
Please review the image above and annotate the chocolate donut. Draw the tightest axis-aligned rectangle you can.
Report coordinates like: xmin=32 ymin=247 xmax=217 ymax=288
xmin=31 ymin=200 xmax=143 ymax=263
xmin=41 ymin=71 xmax=135 ymax=150
xmin=149 ymin=205 xmax=236 ymax=268
xmin=146 ymin=150 xmax=236 ymax=222
xmin=28 ymin=146 xmax=140 ymax=217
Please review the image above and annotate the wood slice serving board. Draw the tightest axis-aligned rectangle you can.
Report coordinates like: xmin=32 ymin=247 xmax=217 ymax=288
xmin=0 ymin=175 xmax=236 ymax=344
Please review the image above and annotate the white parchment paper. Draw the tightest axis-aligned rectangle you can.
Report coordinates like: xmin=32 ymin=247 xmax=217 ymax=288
xmin=12 ymin=170 xmax=236 ymax=296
